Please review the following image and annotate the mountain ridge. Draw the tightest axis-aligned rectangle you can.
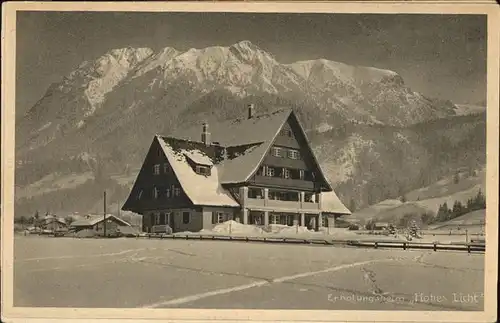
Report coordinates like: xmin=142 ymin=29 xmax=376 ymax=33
xmin=14 ymin=40 xmax=486 ymax=218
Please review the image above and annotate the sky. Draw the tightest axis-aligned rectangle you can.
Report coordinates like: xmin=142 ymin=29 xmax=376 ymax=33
xmin=16 ymin=12 xmax=487 ymax=115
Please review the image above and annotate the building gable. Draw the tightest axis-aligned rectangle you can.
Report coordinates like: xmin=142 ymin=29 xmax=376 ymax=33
xmin=122 ymin=137 xmax=194 ymax=214
xmin=247 ymin=111 xmax=332 ymax=192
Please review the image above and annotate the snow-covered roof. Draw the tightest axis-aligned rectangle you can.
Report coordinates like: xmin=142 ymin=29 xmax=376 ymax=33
xmin=321 ymin=191 xmax=351 ymax=215
xmin=171 ymin=108 xmax=291 ymax=147
xmin=71 ymin=214 xmax=131 ymax=227
xmin=183 ymin=150 xmax=213 ymax=166
xmin=167 ymin=108 xmax=331 ymax=189
xmin=42 ymin=215 xmax=66 ymax=224
xmin=158 ymin=138 xmax=240 ymax=207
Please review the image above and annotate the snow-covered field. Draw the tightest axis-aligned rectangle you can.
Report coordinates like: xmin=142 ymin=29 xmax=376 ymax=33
xmin=14 ymin=235 xmax=484 ymax=310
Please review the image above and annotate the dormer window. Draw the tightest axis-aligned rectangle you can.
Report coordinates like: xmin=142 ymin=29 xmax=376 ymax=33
xmin=195 ymin=165 xmax=211 ymax=176
xmin=174 ymin=187 xmax=181 ymax=197
xmin=271 ymin=147 xmax=282 ymax=157
xmin=283 ymin=168 xmax=290 ymax=179
xmin=153 ymin=164 xmax=160 ymax=175
xmin=165 ymin=188 xmax=171 ymax=198
xmin=163 ymin=163 xmax=170 ymax=174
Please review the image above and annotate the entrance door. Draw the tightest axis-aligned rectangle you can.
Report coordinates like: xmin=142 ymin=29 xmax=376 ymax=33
xmin=169 ymin=212 xmax=175 ymax=232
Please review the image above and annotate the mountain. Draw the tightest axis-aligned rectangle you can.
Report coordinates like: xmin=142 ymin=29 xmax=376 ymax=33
xmin=453 ymin=104 xmax=486 ymax=116
xmin=13 ymin=40 xmax=486 ymax=218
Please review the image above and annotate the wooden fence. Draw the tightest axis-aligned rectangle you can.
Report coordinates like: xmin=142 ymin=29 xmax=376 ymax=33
xmin=136 ymin=233 xmax=485 ymax=253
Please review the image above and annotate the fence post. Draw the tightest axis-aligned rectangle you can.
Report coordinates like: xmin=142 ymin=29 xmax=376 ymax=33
xmin=374 ymin=242 xmax=378 ymax=249
xmin=467 ymin=244 xmax=471 ymax=254
xmin=403 ymin=242 xmax=406 ymax=250
xmin=433 ymin=243 xmax=437 ymax=252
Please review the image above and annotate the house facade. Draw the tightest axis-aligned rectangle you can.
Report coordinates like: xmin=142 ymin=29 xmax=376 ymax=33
xmin=122 ymin=106 xmax=351 ymax=233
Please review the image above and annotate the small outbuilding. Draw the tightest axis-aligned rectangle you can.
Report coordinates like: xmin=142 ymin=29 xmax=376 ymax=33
xmin=70 ymin=214 xmax=131 ymax=233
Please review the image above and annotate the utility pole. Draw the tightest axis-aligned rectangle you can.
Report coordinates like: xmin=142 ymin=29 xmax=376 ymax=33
xmin=103 ymin=191 xmax=107 ymax=237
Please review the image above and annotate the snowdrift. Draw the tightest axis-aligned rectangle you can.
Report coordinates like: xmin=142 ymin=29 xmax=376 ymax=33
xmin=211 ymin=220 xmax=265 ymax=235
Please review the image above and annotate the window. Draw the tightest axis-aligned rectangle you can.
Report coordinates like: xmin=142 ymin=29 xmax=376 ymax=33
xmin=163 ymin=163 xmax=170 ymax=174
xmin=266 ymin=167 xmax=275 ymax=177
xmin=196 ymin=165 xmax=210 ymax=176
xmin=153 ymin=164 xmax=160 ymax=175
xmin=155 ymin=213 xmax=160 ymax=225
xmin=137 ymin=189 xmax=143 ymax=200
xmin=153 ymin=187 xmax=158 ymax=199
xmin=288 ymin=149 xmax=300 ymax=160
xmin=271 ymin=147 xmax=282 ymax=157
xmin=280 ymin=127 xmax=292 ymax=137
xmin=211 ymin=212 xmax=231 ymax=224
xmin=174 ymin=187 xmax=181 ymax=197
xmin=299 ymin=169 xmax=305 ymax=180
xmin=182 ymin=212 xmax=190 ymax=224
xmin=248 ymin=187 xmax=264 ymax=199
xmin=165 ymin=188 xmax=171 ymax=198
xmin=283 ymin=168 xmax=290 ymax=179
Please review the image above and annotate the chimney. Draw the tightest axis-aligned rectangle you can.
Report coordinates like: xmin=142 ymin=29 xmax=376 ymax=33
xmin=248 ymin=104 xmax=255 ymax=119
xmin=201 ymin=122 xmax=211 ymax=146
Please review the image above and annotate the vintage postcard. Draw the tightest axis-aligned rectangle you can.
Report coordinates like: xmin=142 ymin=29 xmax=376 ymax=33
xmin=1 ymin=1 xmax=499 ymax=323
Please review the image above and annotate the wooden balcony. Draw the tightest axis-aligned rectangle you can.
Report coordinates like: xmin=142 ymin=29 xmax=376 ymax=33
xmin=245 ymin=197 xmax=320 ymax=213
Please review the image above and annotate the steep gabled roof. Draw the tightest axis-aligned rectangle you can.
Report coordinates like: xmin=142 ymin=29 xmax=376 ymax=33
xmin=165 ymin=108 xmax=292 ymax=185
xmin=321 ymin=191 xmax=352 ymax=215
xmin=219 ymin=143 xmax=269 ymax=184
xmin=157 ymin=136 xmax=240 ymax=207
xmin=171 ymin=108 xmax=291 ymax=147
xmin=169 ymin=108 xmax=332 ymax=190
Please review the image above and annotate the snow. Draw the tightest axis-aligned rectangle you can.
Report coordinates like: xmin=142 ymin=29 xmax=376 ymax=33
xmin=394 ymin=132 xmax=410 ymax=144
xmin=37 ymin=122 xmax=52 ymax=132
xmin=84 ymin=47 xmax=153 ymax=113
xmin=157 ymin=137 xmax=240 ymax=207
xmin=212 ymin=220 xmax=265 ymax=235
xmin=316 ymin=123 xmax=333 ymax=133
xmin=133 ymin=47 xmax=180 ymax=78
xmin=353 ymin=66 xmax=398 ymax=84
xmin=183 ymin=150 xmax=213 ymax=166
xmin=288 ymin=59 xmax=356 ymax=85
xmin=454 ymin=104 xmax=486 ymax=116
xmin=76 ymin=120 xmax=85 ymax=128
xmin=321 ymin=191 xmax=352 ymax=214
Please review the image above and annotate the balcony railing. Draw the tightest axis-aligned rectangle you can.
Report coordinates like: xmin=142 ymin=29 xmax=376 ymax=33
xmin=245 ymin=197 xmax=320 ymax=212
